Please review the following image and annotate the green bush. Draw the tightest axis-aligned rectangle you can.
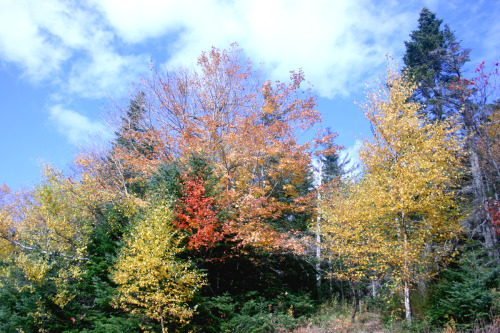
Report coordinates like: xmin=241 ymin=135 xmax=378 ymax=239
xmin=194 ymin=291 xmax=315 ymax=332
xmin=427 ymin=246 xmax=500 ymax=329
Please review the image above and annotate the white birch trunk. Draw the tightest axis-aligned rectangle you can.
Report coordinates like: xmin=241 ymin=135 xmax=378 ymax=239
xmin=404 ymin=280 xmax=412 ymax=324
xmin=316 ymin=160 xmax=323 ymax=294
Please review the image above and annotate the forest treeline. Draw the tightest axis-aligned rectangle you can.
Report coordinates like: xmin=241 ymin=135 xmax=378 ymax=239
xmin=0 ymin=8 xmax=498 ymax=332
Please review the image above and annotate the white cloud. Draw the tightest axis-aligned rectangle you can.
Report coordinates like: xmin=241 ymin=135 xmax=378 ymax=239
xmin=0 ymin=0 xmax=148 ymax=98
xmin=340 ymin=139 xmax=363 ymax=175
xmin=49 ymin=105 xmax=111 ymax=145
xmin=67 ymin=49 xmax=148 ymax=98
xmin=1 ymin=0 xmax=498 ymax=101
xmin=0 ymin=0 xmax=70 ymax=80
xmin=92 ymin=0 xmax=417 ymax=98
xmin=89 ymin=0 xmax=193 ymax=43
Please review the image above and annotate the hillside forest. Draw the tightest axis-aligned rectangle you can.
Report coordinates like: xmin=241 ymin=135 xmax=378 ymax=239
xmin=0 ymin=8 xmax=499 ymax=333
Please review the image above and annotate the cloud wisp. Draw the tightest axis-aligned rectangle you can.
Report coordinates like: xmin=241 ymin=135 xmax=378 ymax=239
xmin=49 ymin=105 xmax=112 ymax=145
xmin=0 ymin=0 xmax=148 ymax=98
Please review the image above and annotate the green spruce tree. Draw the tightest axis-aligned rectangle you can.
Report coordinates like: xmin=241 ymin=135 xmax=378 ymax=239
xmin=404 ymin=7 xmax=470 ymax=121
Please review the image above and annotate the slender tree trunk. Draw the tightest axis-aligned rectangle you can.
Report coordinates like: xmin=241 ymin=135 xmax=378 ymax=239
xmin=160 ymin=311 xmax=165 ymax=333
xmin=402 ymin=210 xmax=412 ymax=324
xmin=469 ymin=144 xmax=499 ymax=258
xmin=371 ymin=279 xmax=379 ymax=298
xmin=328 ymin=257 xmax=334 ymax=299
xmin=316 ymin=161 xmax=323 ymax=297
xmin=350 ymin=280 xmax=357 ymax=324
xmin=404 ymin=280 xmax=412 ymax=324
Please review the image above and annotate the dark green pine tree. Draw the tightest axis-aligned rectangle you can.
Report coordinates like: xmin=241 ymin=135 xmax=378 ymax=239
xmin=321 ymin=152 xmax=342 ymax=185
xmin=114 ymin=91 xmax=149 ymax=153
xmin=405 ymin=8 xmax=499 ymax=259
xmin=403 ymin=7 xmax=470 ymax=121
xmin=319 ymin=128 xmax=347 ymax=185
xmin=428 ymin=246 xmax=500 ymax=328
xmin=111 ymin=91 xmax=156 ymax=196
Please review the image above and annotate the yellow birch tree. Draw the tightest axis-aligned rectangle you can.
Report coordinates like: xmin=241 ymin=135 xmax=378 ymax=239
xmin=112 ymin=200 xmax=206 ymax=332
xmin=322 ymin=178 xmax=388 ymax=322
xmin=324 ymin=66 xmax=465 ymax=324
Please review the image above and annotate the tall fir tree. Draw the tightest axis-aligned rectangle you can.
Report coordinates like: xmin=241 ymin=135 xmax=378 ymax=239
xmin=111 ymin=91 xmax=159 ymax=196
xmin=114 ymin=91 xmax=149 ymax=152
xmin=404 ymin=7 xmax=470 ymax=122
xmin=405 ymin=8 xmax=499 ymax=258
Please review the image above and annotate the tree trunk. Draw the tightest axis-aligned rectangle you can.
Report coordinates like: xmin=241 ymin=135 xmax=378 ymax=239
xmin=404 ymin=280 xmax=412 ymax=324
xmin=350 ymin=280 xmax=358 ymax=324
xmin=160 ymin=312 xmax=165 ymax=333
xmin=482 ymin=221 xmax=499 ymax=259
xmin=316 ymin=161 xmax=323 ymax=297
xmin=470 ymin=145 xmax=486 ymax=206
xmin=371 ymin=279 xmax=379 ymax=298
xmin=469 ymin=144 xmax=499 ymax=259
xmin=402 ymin=210 xmax=412 ymax=324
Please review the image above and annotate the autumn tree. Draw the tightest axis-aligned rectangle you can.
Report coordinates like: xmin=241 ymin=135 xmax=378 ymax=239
xmin=110 ymin=44 xmax=326 ymax=252
xmin=324 ymin=66 xmax=465 ymax=323
xmin=175 ymin=175 xmax=224 ymax=251
xmin=0 ymin=164 xmax=134 ymax=331
xmin=0 ymin=165 xmax=112 ymax=263
xmin=112 ymin=200 xmax=206 ymax=332
xmin=148 ymin=154 xmax=226 ymax=252
xmin=0 ymin=44 xmax=334 ymax=331
xmin=322 ymin=178 xmax=387 ymax=322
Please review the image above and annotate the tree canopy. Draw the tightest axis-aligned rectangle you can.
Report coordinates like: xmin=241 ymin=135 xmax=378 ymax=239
xmin=0 ymin=12 xmax=498 ymax=331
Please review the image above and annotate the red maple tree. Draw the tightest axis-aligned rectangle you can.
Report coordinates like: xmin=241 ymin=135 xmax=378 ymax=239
xmin=175 ymin=176 xmax=223 ymax=250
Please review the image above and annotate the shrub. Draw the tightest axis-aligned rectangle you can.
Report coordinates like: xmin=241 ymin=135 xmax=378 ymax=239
xmin=427 ymin=246 xmax=500 ymax=329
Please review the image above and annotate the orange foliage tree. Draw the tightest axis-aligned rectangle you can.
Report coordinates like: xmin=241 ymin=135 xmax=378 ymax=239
xmin=109 ymin=44 xmax=332 ymax=252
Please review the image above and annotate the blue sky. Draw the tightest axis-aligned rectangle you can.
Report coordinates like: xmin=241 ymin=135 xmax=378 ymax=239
xmin=0 ymin=0 xmax=499 ymax=189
